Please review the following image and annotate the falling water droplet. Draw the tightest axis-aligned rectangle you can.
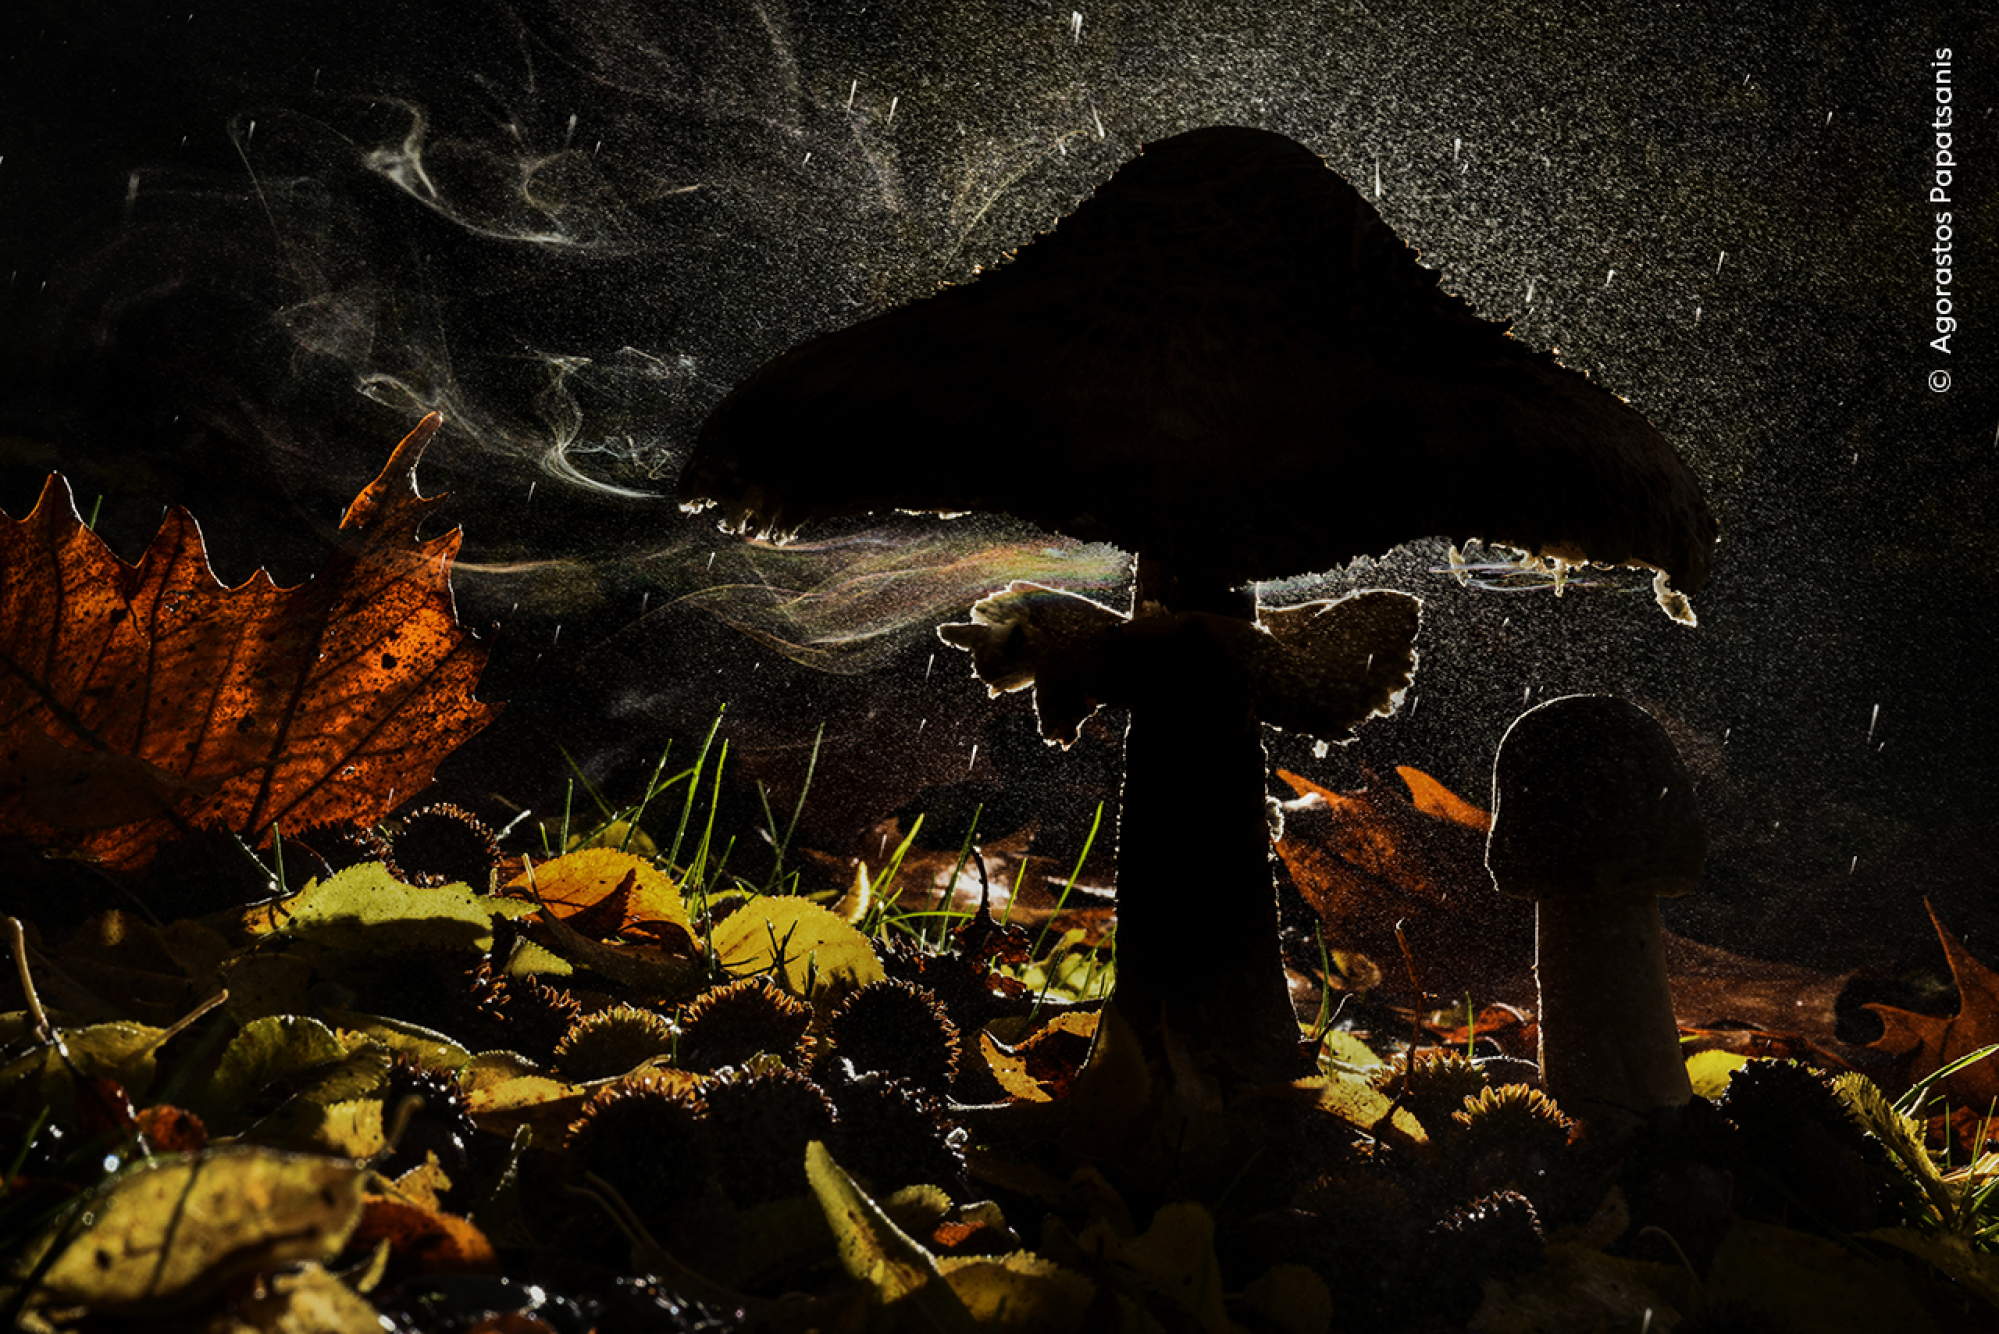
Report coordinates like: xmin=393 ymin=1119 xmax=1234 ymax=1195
xmin=1866 ymin=702 xmax=1880 ymax=744
xmin=968 ymin=744 xmax=979 ymax=771
xmin=925 ymin=652 xmax=936 ymax=679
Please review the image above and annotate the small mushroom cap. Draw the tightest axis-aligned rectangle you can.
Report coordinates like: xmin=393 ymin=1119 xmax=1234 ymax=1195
xmin=681 ymin=126 xmax=1717 ymax=596
xmin=1486 ymin=694 xmax=1707 ymax=901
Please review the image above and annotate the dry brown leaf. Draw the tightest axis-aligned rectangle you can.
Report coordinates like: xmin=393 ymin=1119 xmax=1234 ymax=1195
xmin=1867 ymin=902 xmax=1999 ymax=1110
xmin=1274 ymin=765 xmax=1530 ymax=1004
xmin=349 ymin=1196 xmax=500 ymax=1276
xmin=0 ymin=414 xmax=498 ymax=870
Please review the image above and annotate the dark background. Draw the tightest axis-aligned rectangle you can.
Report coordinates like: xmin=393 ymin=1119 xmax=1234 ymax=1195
xmin=2 ymin=1 xmax=1994 ymax=990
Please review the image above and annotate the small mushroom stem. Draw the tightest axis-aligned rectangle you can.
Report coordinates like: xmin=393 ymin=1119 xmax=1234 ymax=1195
xmin=1108 ymin=557 xmax=1307 ymax=1081
xmin=1532 ymin=891 xmax=1690 ymax=1126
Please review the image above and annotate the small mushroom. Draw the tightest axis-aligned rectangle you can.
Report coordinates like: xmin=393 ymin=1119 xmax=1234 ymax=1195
xmin=1485 ymin=694 xmax=1707 ymax=1131
xmin=681 ymin=127 xmax=1717 ymax=1082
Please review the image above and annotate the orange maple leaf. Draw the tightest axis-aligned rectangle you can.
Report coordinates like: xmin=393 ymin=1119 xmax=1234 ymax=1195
xmin=0 ymin=414 xmax=499 ymax=871
xmin=1866 ymin=902 xmax=1999 ymax=1111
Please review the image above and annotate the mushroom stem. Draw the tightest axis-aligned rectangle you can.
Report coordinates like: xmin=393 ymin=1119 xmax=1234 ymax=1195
xmin=1109 ymin=558 xmax=1307 ymax=1081
xmin=1532 ymin=889 xmax=1690 ymax=1126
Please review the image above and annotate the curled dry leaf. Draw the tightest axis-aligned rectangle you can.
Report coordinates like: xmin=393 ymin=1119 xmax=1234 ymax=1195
xmin=0 ymin=414 xmax=498 ymax=871
xmin=1866 ymin=901 xmax=1999 ymax=1112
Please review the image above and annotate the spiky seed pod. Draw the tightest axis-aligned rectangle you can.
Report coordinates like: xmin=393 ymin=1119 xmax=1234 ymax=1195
xmin=494 ymin=969 xmax=584 ymax=1063
xmin=1421 ymin=1190 xmax=1545 ymax=1322
xmin=358 ymin=948 xmax=508 ymax=1052
xmin=879 ymin=933 xmax=1030 ymax=1035
xmin=879 ymin=945 xmax=1026 ymax=1103
xmin=1453 ymin=1084 xmax=1575 ymax=1148
xmin=553 ymin=1004 xmax=679 ymax=1082
xmin=385 ymin=802 xmax=501 ymax=890
xmin=1721 ymin=1058 xmax=1890 ymax=1232
xmin=829 ymin=1077 xmax=966 ymax=1197
xmin=1433 ymin=1189 xmax=1544 ymax=1258
xmin=292 ymin=820 xmax=391 ymax=877
xmin=376 ymin=1056 xmax=476 ymax=1193
xmin=1454 ymin=1084 xmax=1575 ymax=1206
xmin=568 ymin=1074 xmax=717 ymax=1228
xmin=701 ymin=1068 xmax=839 ymax=1207
xmin=1379 ymin=1050 xmax=1491 ymax=1143
xmin=823 ymin=980 xmax=961 ymax=1098
xmin=676 ymin=976 xmax=813 ymax=1073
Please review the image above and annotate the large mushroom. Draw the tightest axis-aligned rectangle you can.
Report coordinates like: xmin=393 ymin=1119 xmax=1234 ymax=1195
xmin=679 ymin=126 xmax=1717 ymax=1082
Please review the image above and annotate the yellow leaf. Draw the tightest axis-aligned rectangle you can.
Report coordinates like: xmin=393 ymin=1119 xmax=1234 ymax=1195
xmin=1705 ymin=1220 xmax=1942 ymax=1334
xmin=505 ymin=848 xmax=691 ymax=936
xmin=1067 ymin=1005 xmax=1150 ymax=1155
xmin=1686 ymin=1049 xmax=1748 ymax=1100
xmin=26 ymin=1148 xmax=365 ymax=1315
xmin=1120 ymin=1202 xmax=1232 ymax=1334
xmin=710 ymin=897 xmax=883 ymax=1001
xmin=1471 ymin=1241 xmax=1689 ymax=1333
xmin=242 ymin=862 xmax=536 ymax=955
xmin=221 ymin=1262 xmax=383 ymax=1333
xmin=805 ymin=1140 xmax=978 ymax=1332
xmin=1863 ymin=1227 xmax=1999 ymax=1312
xmin=1244 ymin=1263 xmax=1335 ymax=1334
xmin=939 ymin=1252 xmax=1098 ymax=1331
xmin=981 ymin=1031 xmax=1053 ymax=1103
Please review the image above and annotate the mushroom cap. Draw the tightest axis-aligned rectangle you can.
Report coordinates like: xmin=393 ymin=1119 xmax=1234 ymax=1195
xmin=1486 ymin=694 xmax=1708 ymax=902
xmin=680 ymin=126 xmax=1717 ymax=594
